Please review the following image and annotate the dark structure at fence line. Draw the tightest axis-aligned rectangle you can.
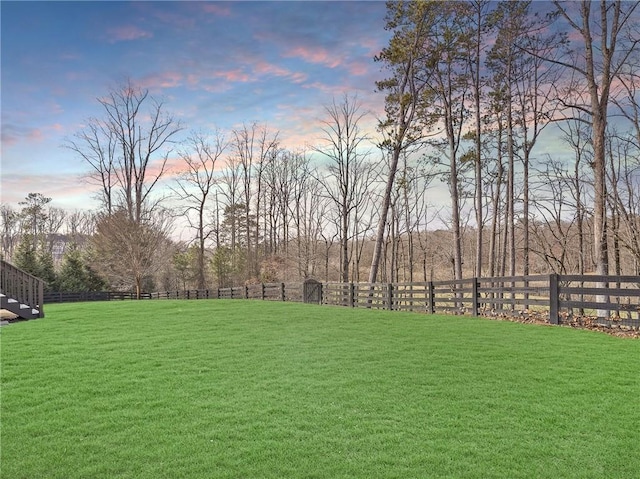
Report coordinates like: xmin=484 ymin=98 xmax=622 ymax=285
xmin=1 ymin=259 xmax=45 ymax=319
xmin=43 ymin=274 xmax=640 ymax=328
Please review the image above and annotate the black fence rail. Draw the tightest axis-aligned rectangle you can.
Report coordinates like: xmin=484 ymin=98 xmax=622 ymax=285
xmin=44 ymin=291 xmax=150 ymax=302
xmin=41 ymin=274 xmax=640 ymax=328
xmin=478 ymin=275 xmax=552 ymax=315
xmin=554 ymin=275 xmax=640 ymax=327
xmin=321 ymin=276 xmax=549 ymax=316
xmin=44 ymin=291 xmax=111 ymax=303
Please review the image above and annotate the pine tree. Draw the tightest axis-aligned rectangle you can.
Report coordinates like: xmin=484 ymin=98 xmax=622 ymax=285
xmin=13 ymin=234 xmax=39 ymax=276
xmin=36 ymin=247 xmax=57 ymax=291
xmin=58 ymin=244 xmax=88 ymax=291
xmin=84 ymin=264 xmax=108 ymax=292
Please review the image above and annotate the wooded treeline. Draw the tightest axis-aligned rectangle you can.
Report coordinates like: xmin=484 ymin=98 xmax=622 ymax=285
xmin=1 ymin=1 xmax=639 ymax=296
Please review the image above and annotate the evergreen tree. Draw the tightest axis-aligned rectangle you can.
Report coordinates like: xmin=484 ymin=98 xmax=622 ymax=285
xmin=36 ymin=246 xmax=57 ymax=291
xmin=84 ymin=264 xmax=108 ymax=292
xmin=58 ymin=244 xmax=88 ymax=291
xmin=13 ymin=234 xmax=39 ymax=276
xmin=173 ymin=249 xmax=196 ymax=290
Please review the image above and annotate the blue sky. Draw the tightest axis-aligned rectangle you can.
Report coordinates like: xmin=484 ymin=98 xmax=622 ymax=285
xmin=1 ymin=1 xmax=391 ymax=210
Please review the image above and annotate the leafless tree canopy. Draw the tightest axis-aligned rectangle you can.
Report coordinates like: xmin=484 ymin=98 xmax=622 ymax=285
xmin=5 ymin=2 xmax=640 ymax=293
xmin=67 ymin=79 xmax=182 ymax=222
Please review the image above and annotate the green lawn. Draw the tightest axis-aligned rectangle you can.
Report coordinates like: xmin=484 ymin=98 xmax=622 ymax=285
xmin=1 ymin=300 xmax=638 ymax=478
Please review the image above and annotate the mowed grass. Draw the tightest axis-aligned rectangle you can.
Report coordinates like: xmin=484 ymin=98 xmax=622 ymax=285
xmin=1 ymin=301 xmax=638 ymax=478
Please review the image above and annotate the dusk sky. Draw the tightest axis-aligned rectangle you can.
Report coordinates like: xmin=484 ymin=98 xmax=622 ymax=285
xmin=1 ymin=1 xmax=392 ymax=211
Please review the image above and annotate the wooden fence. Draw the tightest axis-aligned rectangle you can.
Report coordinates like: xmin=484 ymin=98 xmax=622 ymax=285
xmin=43 ymin=283 xmax=304 ymax=303
xmin=323 ymin=275 xmax=640 ymax=325
xmin=42 ymin=274 xmax=640 ymax=327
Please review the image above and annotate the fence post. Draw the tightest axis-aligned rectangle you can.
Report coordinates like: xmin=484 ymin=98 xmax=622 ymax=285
xmin=245 ymin=285 xmax=249 ymax=299
xmin=387 ymin=283 xmax=394 ymax=311
xmin=352 ymin=283 xmax=357 ymax=307
xmin=348 ymin=282 xmax=355 ymax=307
xmin=281 ymin=283 xmax=286 ymax=301
xmin=549 ymin=273 xmax=559 ymax=325
xmin=38 ymin=281 xmax=44 ymax=318
xmin=428 ymin=281 xmax=435 ymax=314
xmin=472 ymin=277 xmax=479 ymax=317
xmin=261 ymin=283 xmax=265 ymax=300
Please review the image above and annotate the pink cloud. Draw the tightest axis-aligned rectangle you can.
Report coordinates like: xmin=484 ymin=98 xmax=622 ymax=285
xmin=28 ymin=128 xmax=44 ymax=141
xmin=151 ymin=10 xmax=196 ymax=30
xmin=284 ymin=45 xmax=342 ymax=69
xmin=348 ymin=62 xmax=369 ymax=76
xmin=1 ymin=130 xmax=19 ymax=146
xmin=2 ymin=122 xmax=69 ymax=149
xmin=302 ymin=81 xmax=348 ymax=96
xmin=358 ymin=36 xmax=385 ymax=58
xmin=140 ymin=155 xmax=187 ymax=182
xmin=255 ymin=61 xmax=289 ymax=77
xmin=214 ymin=69 xmax=251 ymax=82
xmin=139 ymin=71 xmax=184 ymax=90
xmin=107 ymin=25 xmax=153 ymax=43
xmin=199 ymin=3 xmax=232 ymax=16
xmin=289 ymin=71 xmax=308 ymax=84
xmin=181 ymin=69 xmax=249 ymax=92
xmin=200 ymin=83 xmax=234 ymax=94
xmin=0 ymin=173 xmax=101 ymax=209
xmin=1 ymin=125 xmax=46 ymax=146
xmin=254 ymin=61 xmax=308 ymax=84
xmin=186 ymin=61 xmax=307 ymax=91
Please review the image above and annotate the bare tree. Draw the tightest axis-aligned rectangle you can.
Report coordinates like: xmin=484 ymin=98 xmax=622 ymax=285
xmin=65 ymin=210 xmax=97 ymax=244
xmin=511 ymin=2 xmax=561 ymax=277
xmin=314 ymin=94 xmax=373 ymax=283
xmin=611 ymin=67 xmax=640 ymax=272
xmin=68 ymin=79 xmax=182 ymax=222
xmin=218 ymin=145 xmax=243 ymax=277
xmin=531 ymin=158 xmax=584 ymax=274
xmin=396 ymin=151 xmax=436 ymax=282
xmin=0 ymin=204 xmax=20 ymax=261
xmin=484 ymin=79 xmax=508 ymax=278
xmin=549 ymin=1 xmax=639 ymax=297
xmin=91 ymin=208 xmax=173 ymax=298
xmin=284 ymin=150 xmax=320 ymax=278
xmin=487 ymin=1 xmax=525 ymax=277
xmin=420 ymin=1 xmax=476 ymax=281
xmin=607 ymin=129 xmax=640 ymax=272
xmin=231 ymin=123 xmax=279 ymax=279
xmin=66 ymin=119 xmax=117 ymax=214
xmin=467 ymin=0 xmax=493 ymax=278
xmin=172 ymin=130 xmax=227 ymax=289
xmin=557 ymin=115 xmax=593 ymax=275
xmin=66 ymin=81 xmax=181 ymax=296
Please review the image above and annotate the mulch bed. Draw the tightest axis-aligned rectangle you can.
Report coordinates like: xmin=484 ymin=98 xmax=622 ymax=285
xmin=481 ymin=308 xmax=640 ymax=338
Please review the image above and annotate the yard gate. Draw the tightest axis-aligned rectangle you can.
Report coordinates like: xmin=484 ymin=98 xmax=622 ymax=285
xmin=303 ymin=279 xmax=323 ymax=304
